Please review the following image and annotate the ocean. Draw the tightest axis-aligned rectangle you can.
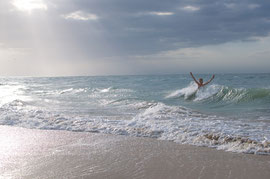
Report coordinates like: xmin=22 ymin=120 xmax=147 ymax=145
xmin=0 ymin=74 xmax=269 ymax=154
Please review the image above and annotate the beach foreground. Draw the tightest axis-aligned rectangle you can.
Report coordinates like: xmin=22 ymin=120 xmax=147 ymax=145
xmin=0 ymin=126 xmax=269 ymax=179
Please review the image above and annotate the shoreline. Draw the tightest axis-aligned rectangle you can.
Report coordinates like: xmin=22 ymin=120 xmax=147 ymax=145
xmin=0 ymin=125 xmax=270 ymax=179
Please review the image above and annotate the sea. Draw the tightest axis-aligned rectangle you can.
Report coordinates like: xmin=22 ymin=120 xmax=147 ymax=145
xmin=0 ymin=74 xmax=269 ymax=155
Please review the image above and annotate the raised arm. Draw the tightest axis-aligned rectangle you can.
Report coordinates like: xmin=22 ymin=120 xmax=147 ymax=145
xmin=203 ymin=75 xmax=215 ymax=86
xmin=190 ymin=72 xmax=199 ymax=85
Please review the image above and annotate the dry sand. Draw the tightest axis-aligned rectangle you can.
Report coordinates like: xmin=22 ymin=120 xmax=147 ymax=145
xmin=0 ymin=125 xmax=270 ymax=179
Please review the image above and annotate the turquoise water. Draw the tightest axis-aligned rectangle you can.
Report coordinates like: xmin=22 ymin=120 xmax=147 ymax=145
xmin=0 ymin=74 xmax=269 ymax=154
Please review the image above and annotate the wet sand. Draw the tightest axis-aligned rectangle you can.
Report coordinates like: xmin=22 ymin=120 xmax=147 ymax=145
xmin=0 ymin=125 xmax=270 ymax=179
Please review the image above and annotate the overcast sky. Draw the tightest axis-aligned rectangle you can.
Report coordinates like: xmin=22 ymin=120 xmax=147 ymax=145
xmin=1 ymin=0 xmax=270 ymax=76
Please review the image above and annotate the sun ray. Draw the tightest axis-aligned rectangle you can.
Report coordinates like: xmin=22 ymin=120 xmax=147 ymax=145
xmin=12 ymin=0 xmax=47 ymax=13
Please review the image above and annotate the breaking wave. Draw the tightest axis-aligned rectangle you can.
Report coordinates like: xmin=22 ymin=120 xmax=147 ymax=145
xmin=0 ymin=99 xmax=269 ymax=155
xmin=167 ymin=83 xmax=270 ymax=104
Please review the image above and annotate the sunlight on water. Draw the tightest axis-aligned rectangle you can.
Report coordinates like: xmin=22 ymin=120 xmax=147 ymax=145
xmin=0 ymin=83 xmax=32 ymax=106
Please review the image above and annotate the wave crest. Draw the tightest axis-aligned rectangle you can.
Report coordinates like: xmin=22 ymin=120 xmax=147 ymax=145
xmin=167 ymin=83 xmax=270 ymax=104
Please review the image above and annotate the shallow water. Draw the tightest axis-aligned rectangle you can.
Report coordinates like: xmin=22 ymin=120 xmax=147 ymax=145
xmin=0 ymin=74 xmax=269 ymax=154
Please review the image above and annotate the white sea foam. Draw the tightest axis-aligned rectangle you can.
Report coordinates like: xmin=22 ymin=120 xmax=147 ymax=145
xmin=89 ymin=87 xmax=134 ymax=100
xmin=98 ymin=87 xmax=134 ymax=94
xmin=166 ymin=82 xmax=221 ymax=101
xmin=1 ymin=98 xmax=269 ymax=155
xmin=194 ymin=84 xmax=220 ymax=101
xmin=60 ymin=88 xmax=74 ymax=94
xmin=166 ymin=82 xmax=197 ymax=99
xmin=100 ymin=87 xmax=112 ymax=93
xmin=58 ymin=88 xmax=87 ymax=94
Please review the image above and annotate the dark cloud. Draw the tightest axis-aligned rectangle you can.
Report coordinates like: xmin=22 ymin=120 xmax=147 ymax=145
xmin=52 ymin=0 xmax=270 ymax=55
xmin=2 ymin=0 xmax=270 ymax=57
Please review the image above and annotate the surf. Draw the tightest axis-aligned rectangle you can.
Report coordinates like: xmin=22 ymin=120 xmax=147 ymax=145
xmin=167 ymin=83 xmax=270 ymax=105
xmin=166 ymin=82 xmax=198 ymax=100
xmin=0 ymin=74 xmax=269 ymax=155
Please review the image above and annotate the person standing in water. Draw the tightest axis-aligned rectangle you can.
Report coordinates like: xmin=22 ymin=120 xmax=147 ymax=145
xmin=190 ymin=72 xmax=215 ymax=89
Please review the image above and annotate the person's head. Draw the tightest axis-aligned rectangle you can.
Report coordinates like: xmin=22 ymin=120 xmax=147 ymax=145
xmin=199 ymin=78 xmax=203 ymax=84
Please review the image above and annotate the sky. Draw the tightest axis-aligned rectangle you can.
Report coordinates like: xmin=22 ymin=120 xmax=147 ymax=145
xmin=0 ymin=0 xmax=270 ymax=76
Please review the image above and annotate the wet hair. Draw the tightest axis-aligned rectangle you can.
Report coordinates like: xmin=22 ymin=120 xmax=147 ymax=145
xmin=199 ymin=78 xmax=203 ymax=83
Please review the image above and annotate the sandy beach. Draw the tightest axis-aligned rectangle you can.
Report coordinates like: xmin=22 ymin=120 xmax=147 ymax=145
xmin=0 ymin=125 xmax=269 ymax=179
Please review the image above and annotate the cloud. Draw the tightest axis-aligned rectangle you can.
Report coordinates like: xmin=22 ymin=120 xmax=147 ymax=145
xmin=248 ymin=4 xmax=260 ymax=9
xmin=1 ymin=0 xmax=270 ymax=75
xmin=62 ymin=11 xmax=98 ymax=21
xmin=11 ymin=0 xmax=47 ymax=13
xmin=3 ymin=0 xmax=270 ymax=56
xmin=182 ymin=5 xmax=200 ymax=12
xmin=149 ymin=12 xmax=174 ymax=16
xmin=224 ymin=3 xmax=236 ymax=9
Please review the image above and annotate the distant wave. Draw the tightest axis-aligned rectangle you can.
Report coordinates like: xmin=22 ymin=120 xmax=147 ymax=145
xmin=59 ymin=88 xmax=87 ymax=94
xmin=99 ymin=87 xmax=112 ymax=93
